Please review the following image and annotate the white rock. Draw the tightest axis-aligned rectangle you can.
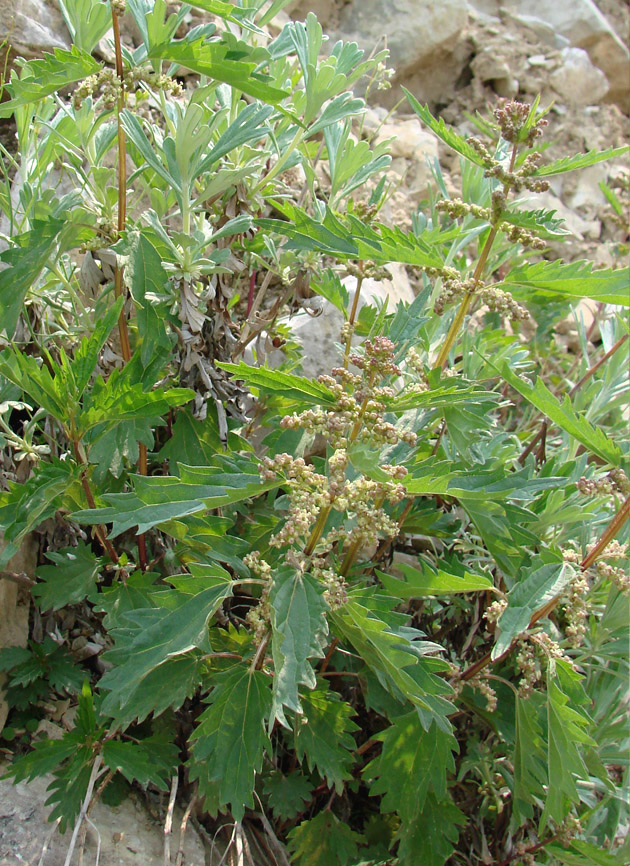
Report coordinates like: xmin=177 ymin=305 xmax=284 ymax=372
xmin=0 ymin=770 xmax=208 ymax=866
xmin=550 ymin=47 xmax=610 ymax=106
xmin=0 ymin=0 xmax=69 ymax=58
xmin=568 ymin=164 xmax=609 ymax=211
xmin=285 ymin=263 xmax=415 ymax=380
xmin=376 ymin=119 xmax=438 ymax=161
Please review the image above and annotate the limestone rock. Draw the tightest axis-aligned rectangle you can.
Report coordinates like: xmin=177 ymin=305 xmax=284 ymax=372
xmin=0 ymin=770 xmax=208 ymax=866
xmin=0 ymin=0 xmax=69 ymax=59
xmin=550 ymin=47 xmax=610 ymax=106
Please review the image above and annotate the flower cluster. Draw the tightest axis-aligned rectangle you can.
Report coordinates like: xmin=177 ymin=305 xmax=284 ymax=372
xmin=478 ymin=286 xmax=530 ymax=320
xmin=515 ymin=630 xmax=570 ymax=697
xmin=493 ymin=98 xmax=548 ymax=146
xmin=577 ymin=468 xmax=630 ymax=497
xmin=563 ymin=570 xmax=591 ymax=647
xmin=73 ymin=67 xmax=182 ymax=111
xmin=467 ymin=673 xmax=498 ymax=712
xmin=258 ymin=337 xmax=413 ymax=561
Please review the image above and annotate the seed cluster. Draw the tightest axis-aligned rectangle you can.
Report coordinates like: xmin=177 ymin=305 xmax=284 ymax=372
xmin=73 ymin=67 xmax=182 ymax=111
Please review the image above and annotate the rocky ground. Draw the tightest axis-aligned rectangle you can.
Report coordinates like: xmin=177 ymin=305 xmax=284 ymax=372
xmin=0 ymin=1 xmax=628 ymax=864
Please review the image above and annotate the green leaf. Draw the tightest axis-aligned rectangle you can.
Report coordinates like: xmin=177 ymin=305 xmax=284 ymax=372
xmin=74 ymin=459 xmax=274 ymax=537
xmin=0 ymin=48 xmax=101 ymax=117
xmin=513 ymin=694 xmax=547 ymax=824
xmin=500 ymin=363 xmax=623 ymax=466
xmin=502 ymin=259 xmax=630 ymax=307
xmin=287 ymin=811 xmax=364 ymax=866
xmin=545 ymin=841 xmax=625 ymax=866
xmin=148 ymin=39 xmax=288 ymax=103
xmin=0 ymin=461 xmax=78 ymax=563
xmin=0 ymin=219 xmax=66 ymax=338
xmin=102 ymin=739 xmax=174 ymax=791
xmin=257 ymin=203 xmax=446 ymax=269
xmin=364 ymin=715 xmax=457 ymax=814
xmin=403 ymin=90 xmax=488 ymax=166
xmin=216 ymin=361 xmax=336 ymax=407
xmin=58 ymin=0 xmax=112 ymax=53
xmin=262 ymin=770 xmax=312 ymax=821
xmin=377 ymin=561 xmax=493 ymax=598
xmin=32 ymin=543 xmax=101 ymax=611
xmin=188 ymin=666 xmax=271 ymax=821
xmin=395 ymin=793 xmax=466 ymax=866
xmin=493 ymin=562 xmax=574 ymax=658
xmin=269 ymin=567 xmax=329 ymax=727
xmin=294 ymin=684 xmax=358 ymax=792
xmin=500 ymin=207 xmax=571 ymax=240
xmin=72 ymin=298 xmax=124 ymax=397
xmin=331 ymin=598 xmax=454 ymax=729
xmin=533 ymin=145 xmax=630 ymax=177
xmin=541 ymin=661 xmax=596 ymax=830
xmin=99 ymin=584 xmax=232 ymax=723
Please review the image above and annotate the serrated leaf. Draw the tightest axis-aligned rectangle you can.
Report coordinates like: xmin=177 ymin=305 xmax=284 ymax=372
xmin=0 ymin=219 xmax=66 ymax=339
xmin=533 ymin=145 xmax=629 ymax=177
xmin=269 ymin=567 xmax=329 ymax=727
xmin=287 ymin=811 xmax=364 ymax=866
xmin=0 ymin=460 xmax=78 ymax=563
xmin=404 ymin=89 xmax=487 ymax=166
xmin=502 ymin=259 xmax=630 ymax=307
xmin=262 ymin=769 xmax=313 ymax=821
xmin=513 ymin=694 xmax=547 ymax=824
xmin=364 ymin=715 xmax=457 ymax=814
xmin=541 ymin=661 xmax=596 ymax=831
xmin=148 ymin=39 xmax=288 ymax=103
xmin=294 ymin=684 xmax=358 ymax=792
xmin=395 ymin=793 xmax=466 ymax=866
xmin=545 ymin=840 xmax=624 ymax=866
xmin=377 ymin=562 xmax=493 ymax=598
xmin=493 ymin=562 xmax=574 ymax=658
xmin=32 ymin=543 xmax=101 ymax=611
xmin=0 ymin=48 xmax=101 ymax=117
xmin=331 ymin=599 xmax=454 ymax=729
xmin=501 ymin=207 xmax=571 ymax=240
xmin=500 ymin=363 xmax=623 ymax=466
xmin=102 ymin=739 xmax=175 ymax=791
xmin=99 ymin=584 xmax=232 ymax=723
xmin=71 ymin=299 xmax=124 ymax=397
xmin=188 ymin=666 xmax=271 ymax=821
xmin=216 ymin=361 xmax=337 ymax=407
xmin=257 ymin=203 xmax=446 ymax=269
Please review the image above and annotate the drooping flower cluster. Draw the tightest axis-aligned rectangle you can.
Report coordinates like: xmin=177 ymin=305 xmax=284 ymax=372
xmin=577 ymin=468 xmax=630 ymax=497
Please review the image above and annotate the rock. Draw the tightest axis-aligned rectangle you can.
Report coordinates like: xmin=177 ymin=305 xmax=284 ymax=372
xmin=496 ymin=0 xmax=630 ymax=110
xmin=0 ymin=535 xmax=36 ymax=734
xmin=534 ymin=190 xmax=601 ymax=241
xmin=286 ymin=263 xmax=415 ymax=379
xmin=470 ymin=49 xmax=519 ymax=97
xmin=0 ymin=770 xmax=208 ymax=866
xmin=0 ymin=0 xmax=69 ymax=59
xmin=550 ymin=47 xmax=610 ymax=106
xmin=329 ymin=0 xmax=470 ymax=107
xmin=568 ymin=164 xmax=609 ymax=211
xmin=376 ymin=118 xmax=438 ymax=162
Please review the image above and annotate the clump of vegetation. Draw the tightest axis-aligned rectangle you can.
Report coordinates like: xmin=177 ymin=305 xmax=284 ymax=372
xmin=0 ymin=2 xmax=628 ymax=865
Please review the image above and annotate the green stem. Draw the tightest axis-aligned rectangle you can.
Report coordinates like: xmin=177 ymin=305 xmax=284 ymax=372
xmin=343 ymin=270 xmax=363 ymax=369
xmin=433 ymin=227 xmax=497 ymax=370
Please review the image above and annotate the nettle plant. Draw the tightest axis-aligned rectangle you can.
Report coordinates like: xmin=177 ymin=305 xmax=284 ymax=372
xmin=0 ymin=1 xmax=629 ymax=864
